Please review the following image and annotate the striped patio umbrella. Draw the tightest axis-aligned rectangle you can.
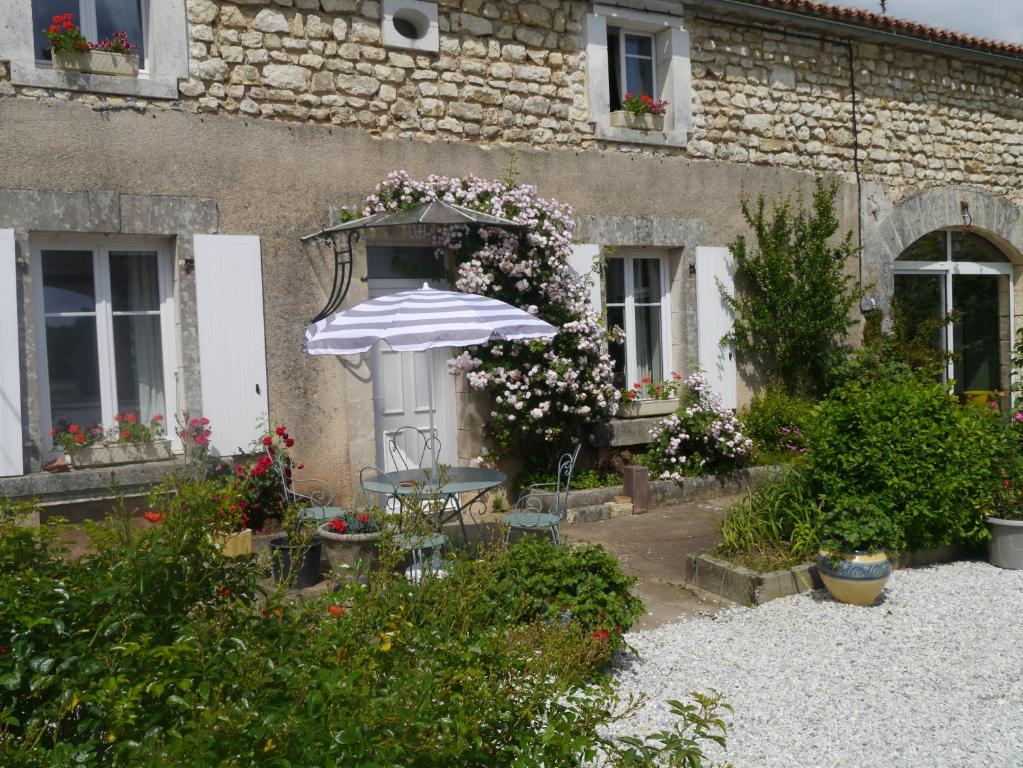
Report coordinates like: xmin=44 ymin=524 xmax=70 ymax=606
xmin=305 ymin=283 xmax=556 ymax=467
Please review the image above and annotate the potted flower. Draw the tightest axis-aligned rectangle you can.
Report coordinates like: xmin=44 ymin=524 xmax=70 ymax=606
xmin=49 ymin=420 xmax=103 ymax=468
xmin=618 ymin=373 xmax=684 ymax=418
xmin=986 ymin=442 xmax=1023 ymax=569
xmin=269 ymin=503 xmax=323 ymax=588
xmin=610 ymin=92 xmax=669 ymax=132
xmin=70 ymin=412 xmax=172 ymax=468
xmin=45 ymin=13 xmax=140 ymax=77
xmin=317 ymin=508 xmax=382 ymax=570
xmin=816 ymin=496 xmax=898 ymax=606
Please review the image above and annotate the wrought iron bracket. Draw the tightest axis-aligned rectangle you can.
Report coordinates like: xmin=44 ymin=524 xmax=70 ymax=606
xmin=310 ymin=229 xmax=359 ymax=323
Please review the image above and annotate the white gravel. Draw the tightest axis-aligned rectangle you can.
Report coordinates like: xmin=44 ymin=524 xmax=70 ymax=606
xmin=610 ymin=561 xmax=1023 ymax=768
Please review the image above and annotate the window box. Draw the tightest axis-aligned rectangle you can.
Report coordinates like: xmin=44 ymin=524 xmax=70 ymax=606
xmin=610 ymin=110 xmax=664 ymax=132
xmin=71 ymin=439 xmax=173 ymax=468
xmin=617 ymin=397 xmax=678 ymax=419
xmin=52 ymin=50 xmax=139 ymax=77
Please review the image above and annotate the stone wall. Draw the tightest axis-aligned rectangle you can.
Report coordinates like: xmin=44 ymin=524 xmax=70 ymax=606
xmin=182 ymin=0 xmax=590 ymax=144
xmin=2 ymin=1 xmax=1022 ymax=202
xmin=686 ymin=15 xmax=1023 ymax=203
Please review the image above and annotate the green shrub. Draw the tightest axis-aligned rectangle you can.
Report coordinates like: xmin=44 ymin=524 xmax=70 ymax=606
xmin=489 ymin=537 xmax=644 ymax=644
xmin=741 ymin=389 xmax=816 ymax=464
xmin=0 ymin=491 xmax=724 ymax=767
xmin=810 ymin=374 xmax=1008 ymax=551
xmin=716 ymin=469 xmax=824 ymax=570
xmin=514 ymin=466 xmax=622 ymax=495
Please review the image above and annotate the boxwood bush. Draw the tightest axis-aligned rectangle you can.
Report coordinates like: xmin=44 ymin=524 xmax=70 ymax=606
xmin=0 ymin=489 xmax=726 ymax=767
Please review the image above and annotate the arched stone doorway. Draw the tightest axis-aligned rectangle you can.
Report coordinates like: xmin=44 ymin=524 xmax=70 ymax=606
xmin=895 ymin=230 xmax=1012 ymax=393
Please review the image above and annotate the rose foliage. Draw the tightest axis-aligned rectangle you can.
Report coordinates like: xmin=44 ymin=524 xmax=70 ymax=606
xmin=361 ymin=171 xmax=619 ymax=456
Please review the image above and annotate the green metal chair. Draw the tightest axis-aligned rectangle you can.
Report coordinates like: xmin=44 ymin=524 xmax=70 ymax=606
xmin=504 ymin=444 xmax=581 ymax=545
xmin=267 ymin=445 xmax=342 ymax=523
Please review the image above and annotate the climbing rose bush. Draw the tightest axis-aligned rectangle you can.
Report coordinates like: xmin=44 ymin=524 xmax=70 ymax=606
xmin=360 ymin=171 xmax=619 ymax=455
xmin=644 ymin=373 xmax=753 ymax=482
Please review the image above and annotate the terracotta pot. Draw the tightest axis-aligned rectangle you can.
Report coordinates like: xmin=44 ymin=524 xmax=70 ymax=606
xmin=52 ymin=50 xmax=140 ymax=77
xmin=816 ymin=550 xmax=892 ymax=606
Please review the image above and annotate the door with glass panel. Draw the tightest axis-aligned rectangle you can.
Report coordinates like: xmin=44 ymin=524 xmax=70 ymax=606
xmin=894 ymin=230 xmax=1013 ymax=395
xmin=605 ymin=252 xmax=671 ymax=392
xmin=32 ymin=238 xmax=176 ymax=453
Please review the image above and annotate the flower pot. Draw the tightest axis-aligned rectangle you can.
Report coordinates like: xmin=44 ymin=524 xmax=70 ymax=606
xmin=816 ymin=550 xmax=892 ymax=606
xmin=986 ymin=517 xmax=1023 ymax=569
xmin=618 ymin=398 xmax=680 ymax=419
xmin=317 ymin=525 xmax=381 ymax=570
xmin=610 ymin=110 xmax=665 ymax=131
xmin=216 ymin=528 xmax=253 ymax=558
xmin=71 ymin=439 xmax=173 ymax=468
xmin=269 ymin=537 xmax=323 ymax=588
xmin=52 ymin=50 xmax=140 ymax=77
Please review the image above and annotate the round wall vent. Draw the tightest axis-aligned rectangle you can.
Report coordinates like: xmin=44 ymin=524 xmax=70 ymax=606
xmin=392 ymin=7 xmax=430 ymax=40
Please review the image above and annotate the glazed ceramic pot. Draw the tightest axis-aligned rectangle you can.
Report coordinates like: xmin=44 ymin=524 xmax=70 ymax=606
xmin=816 ymin=550 xmax=892 ymax=606
xmin=986 ymin=517 xmax=1023 ymax=570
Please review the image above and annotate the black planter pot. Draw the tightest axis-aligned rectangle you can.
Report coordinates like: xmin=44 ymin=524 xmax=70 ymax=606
xmin=269 ymin=537 xmax=323 ymax=588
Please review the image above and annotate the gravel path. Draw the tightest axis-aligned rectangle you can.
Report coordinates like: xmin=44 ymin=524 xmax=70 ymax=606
xmin=611 ymin=561 xmax=1023 ymax=768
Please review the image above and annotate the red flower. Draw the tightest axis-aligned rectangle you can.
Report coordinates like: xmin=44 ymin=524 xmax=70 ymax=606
xmin=235 ymin=465 xmax=245 ymax=477
xmin=632 ymin=383 xmax=641 ymax=390
xmin=49 ymin=24 xmax=60 ymax=33
xmin=126 ymin=412 xmax=137 ymax=423
xmin=262 ymin=436 xmax=272 ymax=446
xmin=623 ymin=91 xmax=633 ymax=99
xmin=217 ymin=587 xmax=232 ymax=598
xmin=626 ymin=390 xmax=637 ymax=400
xmin=69 ymin=424 xmax=81 ymax=434
xmin=74 ymin=433 xmax=85 ymax=444
xmin=358 ymin=513 xmax=369 ymax=524
xmin=143 ymin=511 xmax=164 ymax=524
xmin=297 ymin=464 xmax=305 ymax=470
xmin=120 ymin=430 xmax=130 ymax=440
xmin=328 ymin=605 xmax=346 ymax=616
xmin=0 ymin=647 xmax=7 ymax=655
xmin=154 ymin=414 xmax=164 ymax=422
xmin=641 ymin=377 xmax=652 ymax=384
xmin=592 ymin=628 xmax=610 ymax=641
xmin=275 ymin=426 xmax=286 ymax=436
xmin=328 ymin=518 xmax=347 ymax=534
xmin=50 ymin=427 xmax=58 ymax=437
xmin=195 ymin=436 xmax=209 ymax=446
xmin=285 ymin=438 xmax=295 ymax=448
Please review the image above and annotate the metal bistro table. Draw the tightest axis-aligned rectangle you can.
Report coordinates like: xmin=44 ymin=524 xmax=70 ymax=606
xmin=360 ymin=466 xmax=507 ymax=544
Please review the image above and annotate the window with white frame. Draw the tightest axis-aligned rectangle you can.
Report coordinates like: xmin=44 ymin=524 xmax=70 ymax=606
xmin=606 ymin=27 xmax=655 ymax=111
xmin=584 ymin=6 xmax=692 ymax=146
xmin=605 ymin=253 xmax=671 ymax=393
xmin=31 ymin=0 xmax=148 ymax=67
xmin=32 ymin=237 xmax=176 ymax=450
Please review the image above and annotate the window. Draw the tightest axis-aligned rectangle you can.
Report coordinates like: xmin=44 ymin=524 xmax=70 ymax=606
xmin=607 ymin=27 xmax=655 ymax=111
xmin=895 ymin=230 xmax=1013 ymax=394
xmin=32 ymin=0 xmax=148 ymax=67
xmin=583 ymin=8 xmax=692 ymax=147
xmin=605 ymin=253 xmax=671 ymax=393
xmin=32 ymin=237 xmax=176 ymax=451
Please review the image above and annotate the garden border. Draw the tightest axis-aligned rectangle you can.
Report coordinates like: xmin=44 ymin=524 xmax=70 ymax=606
xmin=684 ymin=544 xmax=980 ymax=606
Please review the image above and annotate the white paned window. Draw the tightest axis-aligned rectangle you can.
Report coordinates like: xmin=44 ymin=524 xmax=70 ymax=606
xmin=605 ymin=253 xmax=671 ymax=393
xmin=31 ymin=236 xmax=176 ymax=452
xmin=607 ymin=27 xmax=656 ymax=110
xmin=31 ymin=0 xmax=149 ymax=68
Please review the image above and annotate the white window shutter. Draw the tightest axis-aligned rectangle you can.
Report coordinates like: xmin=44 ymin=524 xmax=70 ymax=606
xmin=696 ymin=246 xmax=738 ymax=410
xmin=0 ymin=230 xmax=23 ymax=476
xmin=193 ymin=235 xmax=269 ymax=456
xmin=567 ymin=243 xmax=603 ymax=312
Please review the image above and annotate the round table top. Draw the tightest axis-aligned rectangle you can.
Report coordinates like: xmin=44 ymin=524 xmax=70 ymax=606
xmin=361 ymin=466 xmax=507 ymax=496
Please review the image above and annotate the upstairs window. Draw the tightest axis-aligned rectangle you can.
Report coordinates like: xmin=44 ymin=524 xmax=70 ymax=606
xmin=32 ymin=0 xmax=147 ymax=67
xmin=607 ymin=27 xmax=656 ymax=111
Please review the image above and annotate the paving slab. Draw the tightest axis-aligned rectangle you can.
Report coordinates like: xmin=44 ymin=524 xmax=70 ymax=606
xmin=563 ymin=495 xmax=741 ymax=629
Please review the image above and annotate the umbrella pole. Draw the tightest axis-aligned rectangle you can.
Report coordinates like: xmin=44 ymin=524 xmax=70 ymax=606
xmin=427 ymin=347 xmax=437 ymax=474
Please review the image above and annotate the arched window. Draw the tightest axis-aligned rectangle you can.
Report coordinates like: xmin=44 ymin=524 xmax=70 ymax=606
xmin=895 ymin=230 xmax=1013 ymax=394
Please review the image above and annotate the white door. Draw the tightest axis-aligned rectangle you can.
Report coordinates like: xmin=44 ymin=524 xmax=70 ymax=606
xmin=696 ymin=246 xmax=738 ymax=410
xmin=367 ymin=279 xmax=457 ymax=472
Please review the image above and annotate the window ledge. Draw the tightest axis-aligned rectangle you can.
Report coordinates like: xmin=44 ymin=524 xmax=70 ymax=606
xmin=9 ymin=61 xmax=180 ymax=99
xmin=0 ymin=457 xmax=186 ymax=505
xmin=595 ymin=123 xmax=688 ymax=148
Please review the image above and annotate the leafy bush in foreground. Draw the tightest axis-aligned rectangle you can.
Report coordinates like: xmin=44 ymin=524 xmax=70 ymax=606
xmin=0 ymin=492 xmax=725 ymax=767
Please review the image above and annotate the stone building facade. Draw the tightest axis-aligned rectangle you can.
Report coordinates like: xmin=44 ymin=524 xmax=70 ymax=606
xmin=1 ymin=0 xmax=1021 ymax=506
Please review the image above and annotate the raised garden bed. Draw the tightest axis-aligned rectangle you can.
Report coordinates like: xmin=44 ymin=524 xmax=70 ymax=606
xmin=684 ymin=544 xmax=980 ymax=606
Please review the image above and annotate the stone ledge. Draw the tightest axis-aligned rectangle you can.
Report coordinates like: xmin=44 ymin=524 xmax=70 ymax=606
xmin=0 ymin=458 xmax=186 ymax=504
xmin=590 ymin=416 xmax=663 ymax=447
